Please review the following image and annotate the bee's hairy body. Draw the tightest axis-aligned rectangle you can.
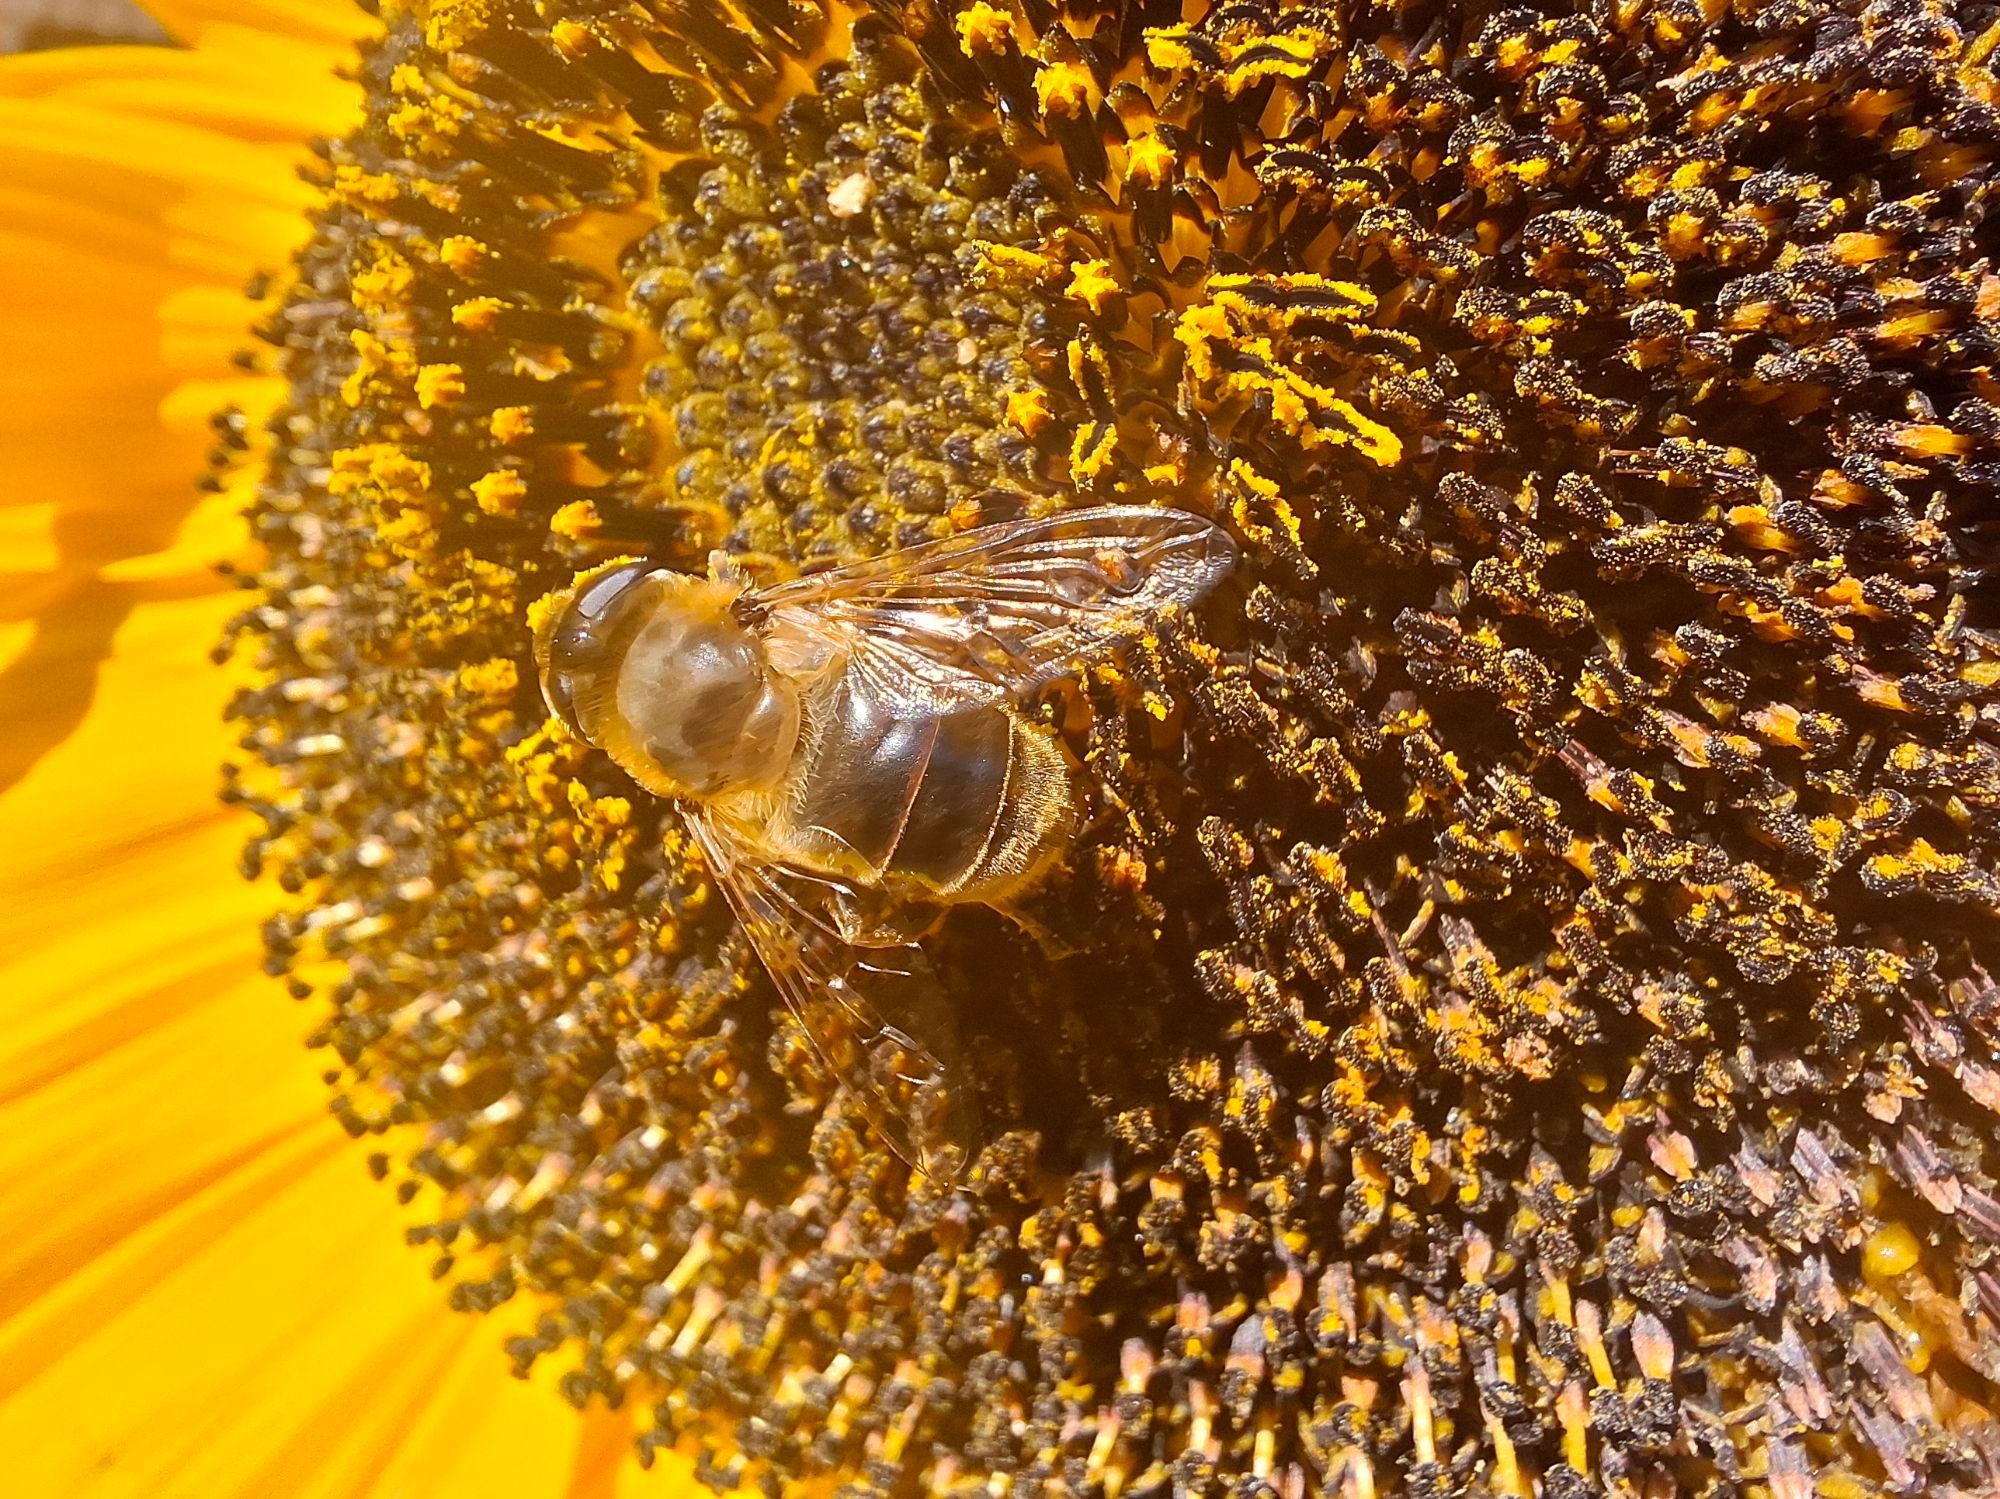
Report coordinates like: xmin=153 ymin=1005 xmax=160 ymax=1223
xmin=716 ymin=662 xmax=1077 ymax=908
xmin=533 ymin=505 xmax=1236 ymax=1178
xmin=542 ymin=565 xmax=1076 ymax=914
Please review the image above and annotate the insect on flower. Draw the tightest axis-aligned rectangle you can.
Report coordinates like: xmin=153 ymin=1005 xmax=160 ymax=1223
xmin=534 ymin=506 xmax=1237 ymax=1181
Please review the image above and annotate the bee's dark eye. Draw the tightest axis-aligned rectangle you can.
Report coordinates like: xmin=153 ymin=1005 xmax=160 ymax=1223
xmin=540 ymin=561 xmax=655 ymax=734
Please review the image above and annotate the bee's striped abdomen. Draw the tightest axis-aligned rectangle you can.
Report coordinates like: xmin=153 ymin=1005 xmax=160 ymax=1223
xmin=774 ymin=670 xmax=1073 ymax=902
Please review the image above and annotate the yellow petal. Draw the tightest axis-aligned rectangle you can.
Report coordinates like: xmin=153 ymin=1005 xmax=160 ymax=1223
xmin=0 ymin=229 xmax=209 ymax=524
xmin=0 ymin=36 xmax=358 ymax=141
xmin=0 ymin=589 xmax=674 ymax=1496
xmin=0 ymin=86 xmax=323 ymax=542
xmin=0 ymin=95 xmax=322 ymax=237
xmin=0 ymin=1125 xmax=615 ymax=1499
xmin=99 ymin=489 xmax=255 ymax=590
xmin=0 ymin=580 xmax=139 ymax=792
xmin=0 ymin=36 xmax=349 ymax=788
xmin=0 ymin=15 xmax=684 ymax=1491
xmin=0 ymin=41 xmax=354 ymax=530
xmin=0 ymin=501 xmax=61 ymax=577
xmin=0 ymin=593 xmax=248 ymax=940
xmin=138 ymin=0 xmax=376 ymax=51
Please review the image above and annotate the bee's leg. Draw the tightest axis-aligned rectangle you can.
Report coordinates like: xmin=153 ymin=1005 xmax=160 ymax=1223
xmin=988 ymin=888 xmax=1086 ymax=961
xmin=822 ymin=876 xmax=943 ymax=947
xmin=707 ymin=547 xmax=795 ymax=592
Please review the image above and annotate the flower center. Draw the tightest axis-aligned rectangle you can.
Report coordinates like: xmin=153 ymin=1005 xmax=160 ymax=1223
xmin=629 ymin=41 xmax=1059 ymax=556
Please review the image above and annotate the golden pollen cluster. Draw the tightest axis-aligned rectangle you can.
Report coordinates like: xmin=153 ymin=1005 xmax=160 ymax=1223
xmin=225 ymin=0 xmax=2000 ymax=1490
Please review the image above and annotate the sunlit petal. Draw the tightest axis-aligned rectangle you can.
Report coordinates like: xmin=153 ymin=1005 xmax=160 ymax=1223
xmin=137 ymin=0 xmax=373 ymax=51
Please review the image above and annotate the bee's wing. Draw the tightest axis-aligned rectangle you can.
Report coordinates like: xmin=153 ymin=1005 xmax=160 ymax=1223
xmin=754 ymin=505 xmax=1235 ymax=706
xmin=684 ymin=808 xmax=973 ymax=1185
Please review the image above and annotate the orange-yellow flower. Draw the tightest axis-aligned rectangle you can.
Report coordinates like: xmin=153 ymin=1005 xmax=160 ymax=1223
xmin=13 ymin=0 xmax=2000 ymax=1492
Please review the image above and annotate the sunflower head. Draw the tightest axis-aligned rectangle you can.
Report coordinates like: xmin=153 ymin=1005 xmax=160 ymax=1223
xmin=190 ymin=0 xmax=2000 ymax=1489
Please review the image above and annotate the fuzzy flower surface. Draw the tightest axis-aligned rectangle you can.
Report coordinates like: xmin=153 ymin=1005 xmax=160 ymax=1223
xmin=13 ymin=0 xmax=2000 ymax=1494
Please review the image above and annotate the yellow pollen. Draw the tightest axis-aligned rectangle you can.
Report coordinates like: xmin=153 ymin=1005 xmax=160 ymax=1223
xmin=416 ymin=364 xmax=466 ymax=409
xmin=471 ymin=469 xmax=528 ymax=517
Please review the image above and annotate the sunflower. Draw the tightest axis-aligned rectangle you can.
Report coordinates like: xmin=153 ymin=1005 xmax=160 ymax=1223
xmin=13 ymin=0 xmax=2000 ymax=1493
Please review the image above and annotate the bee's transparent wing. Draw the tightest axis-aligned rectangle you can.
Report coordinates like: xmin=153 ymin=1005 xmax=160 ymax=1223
xmin=685 ymin=808 xmax=973 ymax=1184
xmin=754 ymin=505 xmax=1235 ymax=707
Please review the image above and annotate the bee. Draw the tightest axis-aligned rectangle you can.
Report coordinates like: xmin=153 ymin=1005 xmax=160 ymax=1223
xmin=533 ymin=505 xmax=1236 ymax=1181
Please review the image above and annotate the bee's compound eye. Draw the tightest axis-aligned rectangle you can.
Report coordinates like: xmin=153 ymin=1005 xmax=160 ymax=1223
xmin=539 ymin=561 xmax=655 ymax=736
